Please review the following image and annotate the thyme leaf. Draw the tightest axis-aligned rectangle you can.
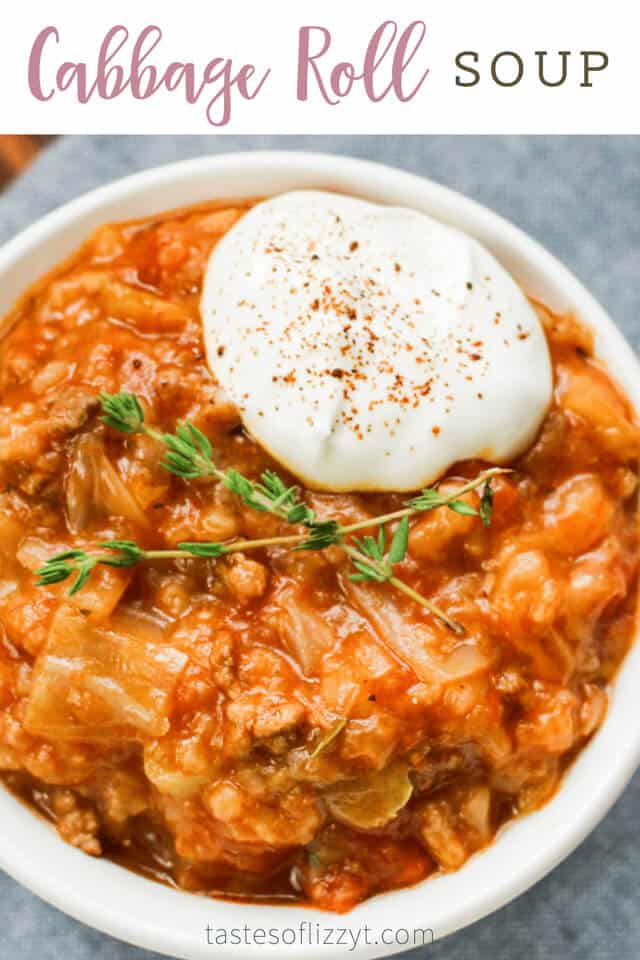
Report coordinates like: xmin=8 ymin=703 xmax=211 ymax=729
xmin=309 ymin=718 xmax=347 ymax=760
xmin=348 ymin=517 xmax=409 ymax=584
xmin=388 ymin=515 xmax=410 ymax=564
xmin=295 ymin=520 xmax=342 ymax=551
xmin=96 ymin=540 xmax=146 ymax=567
xmin=161 ymin=422 xmax=217 ymax=479
xmin=446 ymin=499 xmax=479 ymax=518
xmin=177 ymin=541 xmax=227 ymax=558
xmin=479 ymin=481 xmax=494 ymax=528
xmin=99 ymin=390 xmax=144 ymax=434
xmin=35 ymin=551 xmax=99 ymax=595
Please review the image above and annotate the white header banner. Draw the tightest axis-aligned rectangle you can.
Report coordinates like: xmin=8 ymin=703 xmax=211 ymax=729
xmin=0 ymin=0 xmax=638 ymax=133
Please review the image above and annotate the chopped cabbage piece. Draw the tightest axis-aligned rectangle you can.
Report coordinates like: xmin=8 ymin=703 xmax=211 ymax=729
xmin=24 ymin=606 xmax=187 ymax=741
xmin=18 ymin=536 xmax=130 ymax=621
xmin=346 ymin=580 xmax=490 ymax=684
xmin=65 ymin=435 xmax=147 ymax=532
xmin=270 ymin=584 xmax=336 ymax=675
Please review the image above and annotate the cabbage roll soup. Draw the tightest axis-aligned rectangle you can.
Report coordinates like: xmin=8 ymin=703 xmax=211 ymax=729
xmin=0 ymin=192 xmax=637 ymax=913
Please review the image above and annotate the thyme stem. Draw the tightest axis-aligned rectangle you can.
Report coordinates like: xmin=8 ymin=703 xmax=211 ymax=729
xmin=146 ymin=533 xmax=305 ymax=559
xmin=342 ymin=544 xmax=465 ymax=636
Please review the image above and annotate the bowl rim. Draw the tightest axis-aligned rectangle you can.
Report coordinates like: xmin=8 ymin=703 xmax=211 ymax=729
xmin=0 ymin=149 xmax=639 ymax=960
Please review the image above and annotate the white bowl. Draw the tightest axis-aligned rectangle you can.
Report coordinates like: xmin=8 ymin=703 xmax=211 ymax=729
xmin=0 ymin=151 xmax=638 ymax=960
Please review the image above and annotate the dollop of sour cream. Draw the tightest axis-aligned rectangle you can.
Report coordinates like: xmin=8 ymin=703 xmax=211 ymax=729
xmin=201 ymin=191 xmax=552 ymax=491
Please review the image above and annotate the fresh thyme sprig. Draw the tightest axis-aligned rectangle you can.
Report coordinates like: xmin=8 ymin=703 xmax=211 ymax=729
xmin=35 ymin=534 xmax=303 ymax=595
xmin=348 ymin=518 xmax=409 ymax=583
xmin=99 ymin=392 xmax=316 ymax=524
xmin=342 ymin=517 xmax=465 ymax=636
xmin=41 ymin=390 xmax=510 ymax=632
xmin=100 ymin=391 xmax=222 ymax=481
xmin=36 ymin=541 xmax=145 ymax=595
xmin=36 ymin=550 xmax=100 ymax=595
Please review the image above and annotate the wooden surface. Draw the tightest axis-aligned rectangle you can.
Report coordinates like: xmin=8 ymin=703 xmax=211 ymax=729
xmin=0 ymin=136 xmax=55 ymax=190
